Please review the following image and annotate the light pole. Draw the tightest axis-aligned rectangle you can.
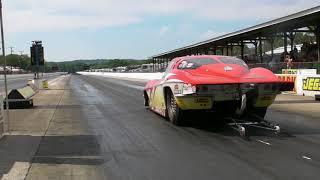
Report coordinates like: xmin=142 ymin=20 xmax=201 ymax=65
xmin=0 ymin=0 xmax=10 ymax=134
xmin=19 ymin=51 xmax=23 ymax=71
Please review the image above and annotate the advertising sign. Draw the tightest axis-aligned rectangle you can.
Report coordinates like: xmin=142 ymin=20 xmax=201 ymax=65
xmin=278 ymin=69 xmax=318 ymax=93
xmin=281 ymin=69 xmax=317 ymax=75
xmin=282 ymin=69 xmax=298 ymax=74
xmin=296 ymin=74 xmax=320 ymax=97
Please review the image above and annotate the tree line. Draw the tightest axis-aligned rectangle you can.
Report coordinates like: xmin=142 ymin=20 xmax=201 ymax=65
xmin=0 ymin=54 xmax=149 ymax=73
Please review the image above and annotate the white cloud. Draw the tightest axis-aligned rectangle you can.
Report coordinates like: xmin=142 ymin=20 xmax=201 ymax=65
xmin=159 ymin=26 xmax=169 ymax=35
xmin=3 ymin=0 xmax=320 ymax=32
xmin=200 ymin=30 xmax=225 ymax=40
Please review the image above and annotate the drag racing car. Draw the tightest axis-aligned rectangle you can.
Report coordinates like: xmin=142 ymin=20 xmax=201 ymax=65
xmin=143 ymin=55 xmax=293 ymax=129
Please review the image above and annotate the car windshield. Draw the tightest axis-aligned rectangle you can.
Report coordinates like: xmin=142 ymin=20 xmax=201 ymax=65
xmin=178 ymin=58 xmax=218 ymax=69
xmin=219 ymin=57 xmax=248 ymax=68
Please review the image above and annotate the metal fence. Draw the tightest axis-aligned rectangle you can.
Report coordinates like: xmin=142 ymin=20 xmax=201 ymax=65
xmin=248 ymin=61 xmax=320 ymax=74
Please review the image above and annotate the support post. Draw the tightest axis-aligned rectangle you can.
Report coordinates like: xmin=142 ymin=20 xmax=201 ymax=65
xmin=254 ymin=42 xmax=258 ymax=62
xmin=0 ymin=0 xmax=10 ymax=134
xmin=226 ymin=46 xmax=229 ymax=56
xmin=241 ymin=40 xmax=244 ymax=60
xmin=156 ymin=58 xmax=159 ymax=71
xmin=230 ymin=46 xmax=233 ymax=56
xmin=271 ymin=38 xmax=274 ymax=59
xmin=290 ymin=32 xmax=294 ymax=52
xmin=259 ymin=37 xmax=263 ymax=63
xmin=284 ymin=32 xmax=288 ymax=54
xmin=166 ymin=58 xmax=168 ymax=68
xmin=316 ymin=26 xmax=320 ymax=62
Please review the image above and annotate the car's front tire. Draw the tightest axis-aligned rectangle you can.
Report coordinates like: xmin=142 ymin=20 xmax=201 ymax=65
xmin=166 ymin=90 xmax=184 ymax=126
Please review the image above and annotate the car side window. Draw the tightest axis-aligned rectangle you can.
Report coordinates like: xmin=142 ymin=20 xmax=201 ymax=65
xmin=162 ymin=61 xmax=175 ymax=79
xmin=177 ymin=58 xmax=218 ymax=69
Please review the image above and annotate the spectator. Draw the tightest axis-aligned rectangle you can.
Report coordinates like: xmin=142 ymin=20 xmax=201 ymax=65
xmin=290 ymin=46 xmax=299 ymax=61
xmin=284 ymin=54 xmax=293 ymax=69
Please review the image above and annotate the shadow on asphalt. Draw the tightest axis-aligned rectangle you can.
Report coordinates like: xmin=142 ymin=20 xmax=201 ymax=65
xmin=0 ymin=135 xmax=105 ymax=178
xmin=178 ymin=111 xmax=299 ymax=139
xmin=33 ymin=104 xmax=82 ymax=110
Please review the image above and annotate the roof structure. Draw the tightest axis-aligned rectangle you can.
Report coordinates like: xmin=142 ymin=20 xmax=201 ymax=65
xmin=151 ymin=6 xmax=320 ymax=59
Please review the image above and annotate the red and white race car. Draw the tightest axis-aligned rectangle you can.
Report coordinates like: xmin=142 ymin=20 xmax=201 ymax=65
xmin=144 ymin=55 xmax=292 ymax=126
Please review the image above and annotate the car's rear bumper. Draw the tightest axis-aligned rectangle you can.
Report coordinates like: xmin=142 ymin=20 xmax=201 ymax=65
xmin=175 ymin=94 xmax=277 ymax=110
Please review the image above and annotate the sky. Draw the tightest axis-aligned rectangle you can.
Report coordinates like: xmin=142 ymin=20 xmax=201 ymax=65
xmin=3 ymin=0 xmax=320 ymax=61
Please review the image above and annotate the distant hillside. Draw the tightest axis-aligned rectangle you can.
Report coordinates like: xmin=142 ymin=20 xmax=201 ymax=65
xmin=47 ymin=59 xmax=151 ymax=73
xmin=0 ymin=55 xmax=150 ymax=73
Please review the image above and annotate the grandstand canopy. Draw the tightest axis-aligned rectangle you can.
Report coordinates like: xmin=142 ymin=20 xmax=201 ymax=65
xmin=150 ymin=6 xmax=320 ymax=70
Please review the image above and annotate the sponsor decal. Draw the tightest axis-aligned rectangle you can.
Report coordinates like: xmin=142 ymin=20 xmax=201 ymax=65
xmin=194 ymin=97 xmax=209 ymax=103
xmin=302 ymin=77 xmax=320 ymax=91
xmin=173 ymin=84 xmax=182 ymax=94
xmin=277 ymin=74 xmax=296 ymax=82
xmin=224 ymin=66 xmax=233 ymax=72
xmin=282 ymin=69 xmax=298 ymax=74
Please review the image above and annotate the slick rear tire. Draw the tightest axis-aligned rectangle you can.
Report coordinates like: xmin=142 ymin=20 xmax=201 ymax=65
xmin=144 ymin=91 xmax=149 ymax=107
xmin=166 ymin=90 xmax=184 ymax=126
xmin=251 ymin=107 xmax=267 ymax=119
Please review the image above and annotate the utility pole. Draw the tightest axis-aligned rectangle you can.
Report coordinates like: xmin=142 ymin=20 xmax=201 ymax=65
xmin=8 ymin=46 xmax=13 ymax=55
xmin=19 ymin=51 xmax=23 ymax=70
xmin=0 ymin=0 xmax=10 ymax=134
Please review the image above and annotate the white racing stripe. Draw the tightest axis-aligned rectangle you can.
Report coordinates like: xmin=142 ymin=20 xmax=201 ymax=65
xmin=256 ymin=139 xmax=271 ymax=146
xmin=302 ymin=156 xmax=312 ymax=160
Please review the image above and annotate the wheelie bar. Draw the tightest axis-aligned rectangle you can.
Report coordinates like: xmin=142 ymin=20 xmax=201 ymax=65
xmin=226 ymin=117 xmax=280 ymax=137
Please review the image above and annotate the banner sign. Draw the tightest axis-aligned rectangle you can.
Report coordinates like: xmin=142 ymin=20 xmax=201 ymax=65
xmin=296 ymin=74 xmax=320 ymax=97
xmin=302 ymin=77 xmax=320 ymax=91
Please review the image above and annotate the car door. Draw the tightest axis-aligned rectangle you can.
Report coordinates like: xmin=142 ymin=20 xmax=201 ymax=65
xmin=151 ymin=61 xmax=176 ymax=115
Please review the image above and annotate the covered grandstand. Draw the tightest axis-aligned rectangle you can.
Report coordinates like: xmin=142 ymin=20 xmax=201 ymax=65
xmin=150 ymin=6 xmax=320 ymax=73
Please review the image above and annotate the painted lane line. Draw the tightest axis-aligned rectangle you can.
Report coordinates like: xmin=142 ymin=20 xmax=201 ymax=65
xmin=256 ymin=139 xmax=271 ymax=146
xmin=302 ymin=156 xmax=312 ymax=160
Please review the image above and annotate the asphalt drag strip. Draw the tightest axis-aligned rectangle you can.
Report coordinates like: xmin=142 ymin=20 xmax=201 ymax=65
xmin=73 ymin=74 xmax=320 ymax=180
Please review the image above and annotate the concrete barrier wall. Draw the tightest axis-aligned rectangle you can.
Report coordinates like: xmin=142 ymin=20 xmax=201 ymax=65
xmin=78 ymin=72 xmax=164 ymax=81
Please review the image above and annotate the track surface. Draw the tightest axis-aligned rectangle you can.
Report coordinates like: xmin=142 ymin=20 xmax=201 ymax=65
xmin=71 ymin=74 xmax=320 ymax=180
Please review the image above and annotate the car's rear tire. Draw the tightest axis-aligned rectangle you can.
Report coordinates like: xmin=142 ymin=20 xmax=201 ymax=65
xmin=144 ymin=91 xmax=149 ymax=107
xmin=251 ymin=107 xmax=267 ymax=119
xmin=166 ymin=90 xmax=184 ymax=126
xmin=236 ymin=93 xmax=267 ymax=121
